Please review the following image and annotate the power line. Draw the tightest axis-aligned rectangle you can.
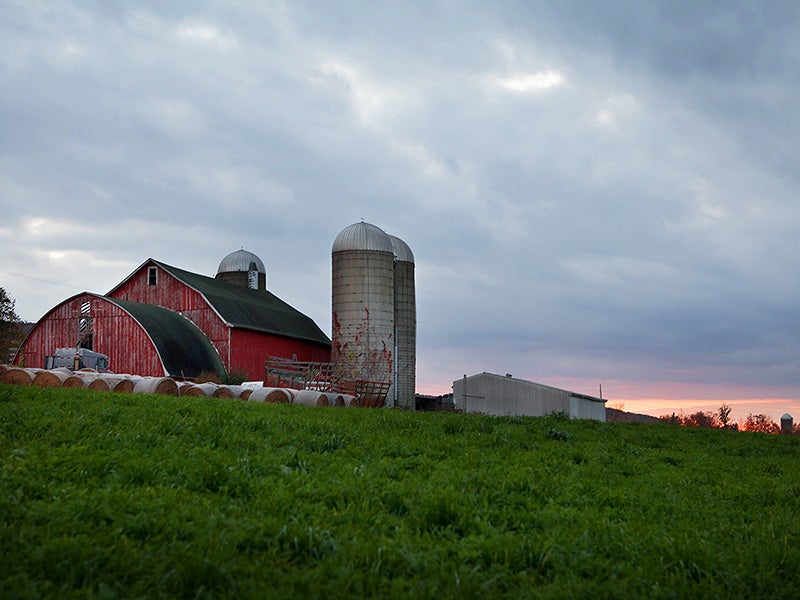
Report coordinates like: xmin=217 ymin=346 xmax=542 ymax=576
xmin=0 ymin=269 xmax=81 ymax=290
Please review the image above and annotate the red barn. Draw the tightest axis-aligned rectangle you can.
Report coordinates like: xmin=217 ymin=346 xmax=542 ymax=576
xmin=15 ymin=292 xmax=225 ymax=378
xmin=13 ymin=249 xmax=331 ymax=380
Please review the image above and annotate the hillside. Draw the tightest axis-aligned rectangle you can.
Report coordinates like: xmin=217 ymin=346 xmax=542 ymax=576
xmin=1 ymin=384 xmax=798 ymax=598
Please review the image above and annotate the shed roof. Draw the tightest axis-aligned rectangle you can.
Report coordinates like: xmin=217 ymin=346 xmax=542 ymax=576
xmin=151 ymin=260 xmax=331 ymax=346
xmin=107 ymin=297 xmax=226 ymax=379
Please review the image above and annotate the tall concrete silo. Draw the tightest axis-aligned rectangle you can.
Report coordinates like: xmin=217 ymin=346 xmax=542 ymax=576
xmin=389 ymin=234 xmax=416 ymax=410
xmin=216 ymin=249 xmax=267 ymax=291
xmin=332 ymin=222 xmax=396 ymax=403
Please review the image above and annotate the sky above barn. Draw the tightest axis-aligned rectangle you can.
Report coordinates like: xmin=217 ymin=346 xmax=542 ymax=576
xmin=1 ymin=1 xmax=798 ymax=421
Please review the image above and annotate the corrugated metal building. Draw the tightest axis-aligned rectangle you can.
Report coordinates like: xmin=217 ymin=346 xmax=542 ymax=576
xmin=453 ymin=372 xmax=606 ymax=421
xmin=13 ymin=252 xmax=331 ymax=380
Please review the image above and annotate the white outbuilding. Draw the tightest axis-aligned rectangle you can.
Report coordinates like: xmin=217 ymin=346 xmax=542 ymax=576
xmin=453 ymin=372 xmax=606 ymax=421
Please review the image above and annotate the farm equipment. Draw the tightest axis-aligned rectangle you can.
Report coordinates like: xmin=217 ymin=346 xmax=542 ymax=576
xmin=45 ymin=347 xmax=109 ymax=371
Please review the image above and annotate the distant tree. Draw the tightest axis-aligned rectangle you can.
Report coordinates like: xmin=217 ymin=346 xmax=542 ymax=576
xmin=0 ymin=287 xmax=24 ymax=363
xmin=741 ymin=414 xmax=779 ymax=435
xmin=684 ymin=411 xmax=716 ymax=428
xmin=658 ymin=412 xmax=682 ymax=426
xmin=716 ymin=404 xmax=734 ymax=429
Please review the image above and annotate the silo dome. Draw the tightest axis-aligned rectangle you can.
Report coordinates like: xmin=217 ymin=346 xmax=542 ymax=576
xmin=215 ymin=249 xmax=267 ymax=291
xmin=389 ymin=235 xmax=415 ymax=264
xmin=217 ymin=249 xmax=266 ymax=275
xmin=332 ymin=221 xmax=394 ymax=254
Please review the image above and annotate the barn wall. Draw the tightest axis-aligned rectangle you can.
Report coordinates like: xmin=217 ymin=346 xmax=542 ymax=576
xmin=453 ymin=372 xmax=606 ymax=422
xmin=110 ymin=262 xmax=230 ymax=370
xmin=230 ymin=329 xmax=331 ymax=381
xmin=13 ymin=294 xmax=165 ymax=376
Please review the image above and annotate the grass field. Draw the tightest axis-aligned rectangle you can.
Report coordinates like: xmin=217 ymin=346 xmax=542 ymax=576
xmin=1 ymin=383 xmax=799 ymax=598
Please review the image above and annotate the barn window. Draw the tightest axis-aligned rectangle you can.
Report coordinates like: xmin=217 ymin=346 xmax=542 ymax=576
xmin=79 ymin=300 xmax=93 ymax=350
xmin=148 ymin=266 xmax=158 ymax=286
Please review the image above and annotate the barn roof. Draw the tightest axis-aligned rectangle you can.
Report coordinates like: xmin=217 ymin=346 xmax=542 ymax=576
xmin=151 ymin=260 xmax=331 ymax=346
xmin=107 ymin=297 xmax=226 ymax=379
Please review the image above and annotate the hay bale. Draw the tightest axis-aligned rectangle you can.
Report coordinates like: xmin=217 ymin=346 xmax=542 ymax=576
xmin=133 ymin=377 xmax=178 ymax=396
xmin=33 ymin=370 xmax=71 ymax=388
xmin=0 ymin=367 xmax=36 ymax=386
xmin=87 ymin=378 xmax=111 ymax=392
xmin=294 ymin=390 xmax=329 ymax=407
xmin=343 ymin=394 xmax=360 ymax=408
xmin=112 ymin=377 xmax=137 ymax=394
xmin=62 ymin=374 xmax=87 ymax=388
xmin=225 ymin=385 xmax=246 ymax=399
xmin=71 ymin=371 xmax=104 ymax=389
xmin=225 ymin=385 xmax=253 ymax=400
xmin=195 ymin=382 xmax=220 ymax=397
xmin=178 ymin=382 xmax=202 ymax=397
xmin=213 ymin=386 xmax=235 ymax=399
xmin=328 ymin=393 xmax=346 ymax=407
xmin=248 ymin=387 xmax=291 ymax=403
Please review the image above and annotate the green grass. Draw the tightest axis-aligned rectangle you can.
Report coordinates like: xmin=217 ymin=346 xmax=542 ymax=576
xmin=1 ymin=384 xmax=799 ymax=598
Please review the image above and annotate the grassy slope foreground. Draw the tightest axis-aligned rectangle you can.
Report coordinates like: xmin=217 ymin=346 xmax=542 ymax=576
xmin=0 ymin=384 xmax=798 ymax=599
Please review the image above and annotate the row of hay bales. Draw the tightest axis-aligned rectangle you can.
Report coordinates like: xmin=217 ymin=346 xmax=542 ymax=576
xmin=0 ymin=365 xmax=359 ymax=407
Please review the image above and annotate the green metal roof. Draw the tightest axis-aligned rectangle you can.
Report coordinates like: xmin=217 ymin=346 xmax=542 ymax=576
xmin=107 ymin=297 xmax=226 ymax=379
xmin=153 ymin=261 xmax=331 ymax=346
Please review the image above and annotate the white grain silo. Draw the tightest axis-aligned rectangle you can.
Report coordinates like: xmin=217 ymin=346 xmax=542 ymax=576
xmin=389 ymin=234 xmax=416 ymax=410
xmin=332 ymin=222 xmax=396 ymax=405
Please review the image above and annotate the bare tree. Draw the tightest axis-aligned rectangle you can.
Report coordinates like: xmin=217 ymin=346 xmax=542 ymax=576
xmin=716 ymin=404 xmax=738 ymax=430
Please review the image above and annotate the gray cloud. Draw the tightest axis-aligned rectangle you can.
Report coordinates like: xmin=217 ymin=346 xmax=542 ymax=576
xmin=1 ymin=0 xmax=798 ymax=403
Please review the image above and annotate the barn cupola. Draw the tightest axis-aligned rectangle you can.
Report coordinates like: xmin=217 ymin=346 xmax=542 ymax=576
xmin=216 ymin=249 xmax=267 ymax=291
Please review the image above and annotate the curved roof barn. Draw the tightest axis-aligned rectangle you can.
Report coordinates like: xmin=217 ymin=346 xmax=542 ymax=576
xmin=13 ymin=292 xmax=225 ymax=379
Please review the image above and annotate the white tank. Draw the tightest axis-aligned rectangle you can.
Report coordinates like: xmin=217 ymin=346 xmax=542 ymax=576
xmin=389 ymin=234 xmax=416 ymax=410
xmin=332 ymin=222 xmax=396 ymax=402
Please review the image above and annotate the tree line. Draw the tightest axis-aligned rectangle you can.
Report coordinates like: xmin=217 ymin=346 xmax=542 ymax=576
xmin=659 ymin=404 xmax=799 ymax=435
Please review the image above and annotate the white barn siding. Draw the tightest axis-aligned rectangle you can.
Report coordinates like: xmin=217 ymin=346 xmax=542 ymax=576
xmin=453 ymin=372 xmax=606 ymax=422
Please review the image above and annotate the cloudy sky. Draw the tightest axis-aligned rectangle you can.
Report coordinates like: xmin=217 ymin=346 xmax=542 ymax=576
xmin=2 ymin=1 xmax=798 ymax=420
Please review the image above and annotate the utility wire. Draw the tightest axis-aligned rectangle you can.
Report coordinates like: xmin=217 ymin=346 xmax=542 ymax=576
xmin=0 ymin=269 xmax=82 ymax=290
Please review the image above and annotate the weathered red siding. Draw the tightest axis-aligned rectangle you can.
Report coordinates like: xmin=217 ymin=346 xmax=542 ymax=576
xmin=13 ymin=293 xmax=165 ymax=376
xmin=111 ymin=260 xmax=330 ymax=381
xmin=230 ymin=329 xmax=331 ymax=380
xmin=110 ymin=262 xmax=230 ymax=368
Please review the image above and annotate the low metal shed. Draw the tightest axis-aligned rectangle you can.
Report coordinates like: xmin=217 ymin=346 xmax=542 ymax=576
xmin=453 ymin=372 xmax=606 ymax=421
